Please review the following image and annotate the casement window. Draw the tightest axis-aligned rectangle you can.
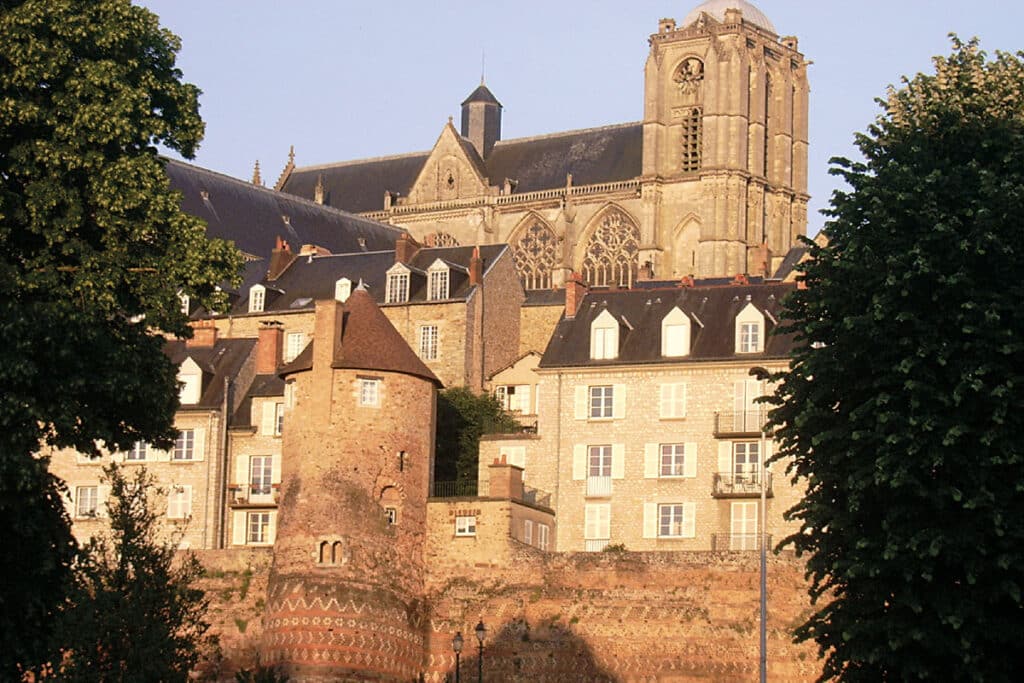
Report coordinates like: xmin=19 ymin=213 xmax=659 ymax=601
xmin=589 ymin=310 xmax=619 ymax=360
xmin=537 ymin=523 xmax=550 ymax=551
xmin=167 ymin=485 xmax=192 ymax=519
xmin=732 ymin=442 xmax=761 ymax=483
xmin=385 ymin=269 xmax=410 ymax=304
xmin=584 ymin=504 xmax=611 ymax=551
xmin=125 ymin=441 xmax=148 ymax=462
xmin=359 ymin=378 xmax=380 ymax=407
xmin=173 ymin=430 xmax=194 ymax=461
xmin=523 ymin=519 xmax=534 ymax=545
xmin=248 ymin=284 xmax=265 ymax=313
xmin=76 ymin=486 xmax=99 ymax=518
xmin=247 ymin=511 xmax=271 ymax=544
xmin=644 ymin=442 xmax=697 ymax=479
xmin=661 ymin=444 xmax=687 ymax=477
xmin=178 ymin=356 xmax=203 ymax=404
xmin=419 ymin=325 xmax=439 ymax=361
xmin=733 ymin=379 xmax=764 ymax=432
xmin=659 ymin=383 xmax=687 ymax=419
xmin=455 ymin=515 xmax=477 ymax=537
xmin=658 ymin=503 xmax=695 ymax=538
xmin=496 ymin=385 xmax=531 ymax=413
xmin=589 ymin=385 xmax=614 ymax=419
xmin=661 ymin=307 xmax=691 ymax=357
xmin=587 ymin=445 xmax=613 ymax=497
xmin=275 ymin=402 xmax=284 ymax=436
xmin=284 ymin=332 xmax=307 ymax=363
xmin=250 ymin=455 xmax=273 ymax=497
xmin=334 ymin=277 xmax=352 ymax=303
xmin=735 ymin=302 xmax=765 ymax=353
xmin=731 ymin=502 xmax=759 ymax=550
xmin=427 ymin=263 xmax=450 ymax=301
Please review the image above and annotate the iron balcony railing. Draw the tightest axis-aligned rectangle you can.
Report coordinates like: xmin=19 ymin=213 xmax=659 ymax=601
xmin=711 ymin=533 xmax=773 ymax=551
xmin=430 ymin=480 xmax=478 ymax=498
xmin=711 ymin=471 xmax=773 ymax=498
xmin=713 ymin=409 xmax=768 ymax=437
xmin=521 ymin=485 xmax=552 ymax=509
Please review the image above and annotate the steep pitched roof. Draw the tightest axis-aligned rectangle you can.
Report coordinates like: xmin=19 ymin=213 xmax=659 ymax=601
xmin=539 ymin=282 xmax=796 ymax=368
xmin=165 ymin=158 xmax=404 ymax=258
xmin=281 ymin=288 xmax=440 ymax=385
xmin=462 ymin=84 xmax=501 ymax=106
xmin=163 ymin=337 xmax=257 ymax=408
xmin=279 ymin=122 xmax=643 ymax=212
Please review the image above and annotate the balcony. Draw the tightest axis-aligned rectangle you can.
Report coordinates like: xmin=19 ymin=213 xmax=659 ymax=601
xmin=522 ymin=485 xmax=552 ymax=509
xmin=711 ymin=533 xmax=773 ymax=551
xmin=585 ymin=475 xmax=612 ymax=498
xmin=430 ymin=480 xmax=478 ymax=498
xmin=584 ymin=539 xmax=610 ymax=552
xmin=713 ymin=409 xmax=767 ymax=438
xmin=712 ymin=472 xmax=773 ymax=498
xmin=228 ymin=485 xmax=280 ymax=506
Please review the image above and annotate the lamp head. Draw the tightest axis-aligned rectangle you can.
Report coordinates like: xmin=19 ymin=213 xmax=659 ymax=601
xmin=452 ymin=631 xmax=464 ymax=653
xmin=475 ymin=620 xmax=487 ymax=644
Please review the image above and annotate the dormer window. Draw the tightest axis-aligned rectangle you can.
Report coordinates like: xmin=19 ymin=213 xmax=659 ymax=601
xmin=736 ymin=302 xmax=765 ymax=354
xmin=427 ymin=260 xmax=450 ymax=301
xmin=177 ymin=357 xmax=202 ymax=404
xmin=590 ymin=309 xmax=619 ymax=360
xmin=248 ymin=284 xmax=266 ymax=313
xmin=661 ymin=307 xmax=691 ymax=357
xmin=335 ymin=277 xmax=352 ymax=303
xmin=385 ymin=264 xmax=410 ymax=304
xmin=178 ymin=291 xmax=190 ymax=315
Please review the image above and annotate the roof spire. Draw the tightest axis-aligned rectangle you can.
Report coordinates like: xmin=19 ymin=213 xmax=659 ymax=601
xmin=274 ymin=145 xmax=296 ymax=191
xmin=481 ymin=49 xmax=486 ymax=85
xmin=251 ymin=159 xmax=263 ymax=186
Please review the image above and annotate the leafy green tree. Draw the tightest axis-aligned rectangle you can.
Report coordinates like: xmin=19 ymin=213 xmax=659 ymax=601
xmin=0 ymin=0 xmax=240 ymax=675
xmin=767 ymin=38 xmax=1024 ymax=681
xmin=53 ymin=464 xmax=216 ymax=682
xmin=435 ymin=387 xmax=522 ymax=486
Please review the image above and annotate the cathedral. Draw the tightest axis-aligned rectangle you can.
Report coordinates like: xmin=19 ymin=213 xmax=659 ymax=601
xmin=275 ymin=0 xmax=809 ymax=289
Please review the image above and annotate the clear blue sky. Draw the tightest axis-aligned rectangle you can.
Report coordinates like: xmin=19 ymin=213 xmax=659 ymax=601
xmin=141 ymin=1 xmax=1024 ymax=235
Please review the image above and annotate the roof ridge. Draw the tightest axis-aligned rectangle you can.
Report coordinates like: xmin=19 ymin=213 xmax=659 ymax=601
xmin=495 ymin=121 xmax=641 ymax=147
xmin=293 ymin=150 xmax=432 ymax=173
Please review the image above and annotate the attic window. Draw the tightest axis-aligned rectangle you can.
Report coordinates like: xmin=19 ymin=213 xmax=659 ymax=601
xmin=284 ymin=332 xmax=307 ymax=363
xmin=335 ymin=277 xmax=352 ymax=303
xmin=735 ymin=302 xmax=765 ymax=354
xmin=427 ymin=260 xmax=449 ymax=301
xmin=178 ymin=292 xmax=190 ymax=315
xmin=385 ymin=265 xmax=410 ymax=304
xmin=590 ymin=309 xmax=619 ymax=361
xmin=661 ymin=307 xmax=691 ymax=357
xmin=248 ymin=284 xmax=266 ymax=313
xmin=178 ymin=357 xmax=203 ymax=405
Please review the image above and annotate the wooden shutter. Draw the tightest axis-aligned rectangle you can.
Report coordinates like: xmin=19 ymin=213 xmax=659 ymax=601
xmin=611 ymin=444 xmax=625 ymax=479
xmin=572 ymin=444 xmax=586 ymax=480
xmin=612 ymin=384 xmax=626 ymax=419
xmin=659 ymin=384 xmax=670 ymax=418
xmin=193 ymin=427 xmax=206 ymax=462
xmin=232 ymin=511 xmax=247 ymax=546
xmin=261 ymin=401 xmax=277 ymax=436
xmin=718 ymin=442 xmax=732 ymax=475
xmin=268 ymin=511 xmax=278 ymax=544
xmin=643 ymin=502 xmax=658 ymax=539
xmin=683 ymin=502 xmax=696 ymax=538
xmin=584 ymin=504 xmax=597 ymax=539
xmin=574 ymin=386 xmax=587 ymax=420
xmin=271 ymin=454 xmax=282 ymax=487
xmin=684 ymin=442 xmax=698 ymax=478
xmin=235 ymin=454 xmax=248 ymax=489
xmin=97 ymin=485 xmax=111 ymax=517
xmin=644 ymin=444 xmax=659 ymax=478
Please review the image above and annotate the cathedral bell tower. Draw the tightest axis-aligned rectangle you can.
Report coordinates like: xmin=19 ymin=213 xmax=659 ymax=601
xmin=643 ymin=0 xmax=808 ymax=277
xmin=461 ymin=82 xmax=502 ymax=159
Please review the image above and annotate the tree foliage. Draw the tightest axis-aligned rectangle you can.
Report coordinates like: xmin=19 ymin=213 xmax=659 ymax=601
xmin=0 ymin=1 xmax=240 ymax=675
xmin=767 ymin=38 xmax=1024 ymax=681
xmin=52 ymin=464 xmax=215 ymax=682
xmin=436 ymin=387 xmax=522 ymax=485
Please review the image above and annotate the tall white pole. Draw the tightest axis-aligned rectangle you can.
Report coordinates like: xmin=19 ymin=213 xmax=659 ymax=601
xmin=759 ymin=412 xmax=768 ymax=683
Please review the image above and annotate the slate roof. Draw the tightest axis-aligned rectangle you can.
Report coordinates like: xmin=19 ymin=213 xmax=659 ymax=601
xmin=539 ymin=282 xmax=796 ymax=368
xmin=280 ymin=288 xmax=441 ymax=385
xmin=462 ymin=84 xmax=501 ymax=106
xmin=163 ymin=337 xmax=257 ymax=409
xmin=772 ymin=245 xmax=810 ymax=280
xmin=280 ymin=122 xmax=643 ymax=212
xmin=229 ymin=244 xmax=508 ymax=314
xmin=165 ymin=158 xmax=404 ymax=259
xmin=231 ymin=373 xmax=285 ymax=429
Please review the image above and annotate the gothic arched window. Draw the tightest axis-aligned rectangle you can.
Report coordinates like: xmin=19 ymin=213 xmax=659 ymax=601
xmin=512 ymin=221 xmax=557 ymax=290
xmin=581 ymin=211 xmax=640 ymax=288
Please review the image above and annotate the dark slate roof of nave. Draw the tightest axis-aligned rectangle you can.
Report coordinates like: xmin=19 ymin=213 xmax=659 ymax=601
xmin=164 ymin=158 xmax=404 ymax=260
xmin=280 ymin=122 xmax=643 ymax=213
xmin=539 ymin=282 xmax=797 ymax=368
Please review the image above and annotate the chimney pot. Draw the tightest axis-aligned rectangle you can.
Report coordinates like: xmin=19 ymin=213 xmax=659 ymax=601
xmin=564 ymin=272 xmax=588 ymax=319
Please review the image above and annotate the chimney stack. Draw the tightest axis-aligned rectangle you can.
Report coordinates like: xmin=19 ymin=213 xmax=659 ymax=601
xmin=469 ymin=246 xmax=483 ymax=286
xmin=488 ymin=458 xmax=524 ymax=501
xmin=394 ymin=232 xmax=420 ymax=264
xmin=256 ymin=321 xmax=283 ymax=374
xmin=187 ymin=319 xmax=218 ymax=348
xmin=564 ymin=272 xmax=588 ymax=319
xmin=267 ymin=236 xmax=295 ymax=281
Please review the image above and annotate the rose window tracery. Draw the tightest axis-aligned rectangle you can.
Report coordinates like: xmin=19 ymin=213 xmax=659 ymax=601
xmin=424 ymin=232 xmax=460 ymax=248
xmin=512 ymin=221 xmax=557 ymax=290
xmin=581 ymin=211 xmax=640 ymax=288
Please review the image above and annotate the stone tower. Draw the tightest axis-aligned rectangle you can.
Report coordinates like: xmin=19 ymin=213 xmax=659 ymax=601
xmin=642 ymin=0 xmax=809 ymax=277
xmin=461 ymin=82 xmax=502 ymax=159
xmin=263 ymin=287 xmax=440 ymax=681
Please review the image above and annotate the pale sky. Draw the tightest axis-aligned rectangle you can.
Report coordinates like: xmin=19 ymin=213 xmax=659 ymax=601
xmin=141 ymin=1 xmax=1024 ymax=235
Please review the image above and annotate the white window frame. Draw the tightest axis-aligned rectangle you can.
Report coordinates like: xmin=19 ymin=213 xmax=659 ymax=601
xmin=248 ymin=284 xmax=266 ymax=313
xmin=660 ymin=443 xmax=688 ymax=477
xmin=736 ymin=302 xmax=765 ymax=354
xmin=523 ymin=519 xmax=534 ymax=545
xmin=659 ymin=383 xmax=687 ymax=419
xmin=733 ymin=441 xmax=761 ymax=483
xmin=658 ymin=503 xmax=692 ymax=538
xmin=496 ymin=384 xmax=530 ymax=413
xmin=427 ymin=262 xmax=450 ymax=301
xmin=247 ymin=511 xmax=271 ymax=545
xmin=178 ymin=292 xmax=190 ymax=315
xmin=455 ymin=515 xmax=477 ymax=537
xmin=661 ymin=307 xmax=691 ymax=357
xmin=173 ymin=429 xmax=195 ymax=461
xmin=284 ymin=332 xmax=307 ymax=363
xmin=359 ymin=378 xmax=380 ymax=407
xmin=167 ymin=485 xmax=192 ymax=519
xmin=584 ymin=503 xmax=611 ymax=551
xmin=385 ymin=267 xmax=410 ymax=304
xmin=419 ymin=325 xmax=438 ymax=361
xmin=731 ymin=501 xmax=758 ymax=550
xmin=335 ymin=277 xmax=352 ymax=303
xmin=589 ymin=385 xmax=613 ymax=419
xmin=250 ymin=455 xmax=273 ymax=498
xmin=125 ymin=441 xmax=148 ymax=462
xmin=538 ymin=523 xmax=550 ymax=551
xmin=76 ymin=486 xmax=98 ymax=518
xmin=385 ymin=507 xmax=398 ymax=526
xmin=589 ymin=310 xmax=619 ymax=360
xmin=274 ymin=402 xmax=285 ymax=436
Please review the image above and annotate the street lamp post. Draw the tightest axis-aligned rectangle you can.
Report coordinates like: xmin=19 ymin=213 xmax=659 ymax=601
xmin=452 ymin=631 xmax=463 ymax=683
xmin=749 ymin=366 xmax=770 ymax=683
xmin=475 ymin=620 xmax=487 ymax=683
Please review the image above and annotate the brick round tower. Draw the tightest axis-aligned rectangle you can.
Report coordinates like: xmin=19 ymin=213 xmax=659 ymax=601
xmin=263 ymin=287 xmax=439 ymax=681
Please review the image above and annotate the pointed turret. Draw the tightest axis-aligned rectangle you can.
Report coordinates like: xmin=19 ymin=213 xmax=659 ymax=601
xmin=460 ymin=82 xmax=502 ymax=159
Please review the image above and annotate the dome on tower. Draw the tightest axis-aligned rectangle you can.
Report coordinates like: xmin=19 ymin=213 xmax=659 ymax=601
xmin=681 ymin=0 xmax=776 ymax=34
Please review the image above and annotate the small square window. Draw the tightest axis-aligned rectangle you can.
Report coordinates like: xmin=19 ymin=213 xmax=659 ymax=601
xmin=658 ymin=504 xmax=689 ymax=537
xmin=385 ymin=507 xmax=398 ymax=526
xmin=455 ymin=515 xmax=476 ymax=536
xmin=588 ymin=386 xmax=613 ymax=419
xmin=359 ymin=378 xmax=380 ymax=407
xmin=76 ymin=486 xmax=98 ymax=518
